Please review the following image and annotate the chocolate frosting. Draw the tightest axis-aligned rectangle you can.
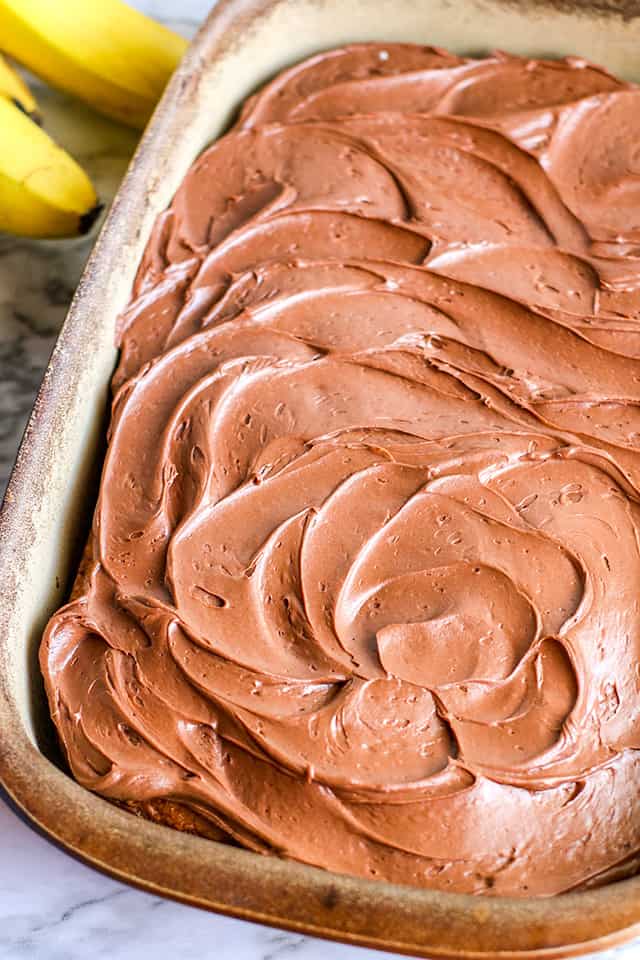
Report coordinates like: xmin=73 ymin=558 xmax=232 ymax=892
xmin=41 ymin=44 xmax=640 ymax=896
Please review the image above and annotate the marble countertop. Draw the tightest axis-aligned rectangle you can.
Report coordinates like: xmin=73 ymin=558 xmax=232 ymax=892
xmin=2 ymin=2 xmax=640 ymax=958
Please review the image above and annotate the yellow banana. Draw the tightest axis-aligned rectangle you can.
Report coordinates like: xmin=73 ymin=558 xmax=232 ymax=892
xmin=0 ymin=0 xmax=187 ymax=129
xmin=0 ymin=96 xmax=100 ymax=238
xmin=0 ymin=52 xmax=39 ymax=119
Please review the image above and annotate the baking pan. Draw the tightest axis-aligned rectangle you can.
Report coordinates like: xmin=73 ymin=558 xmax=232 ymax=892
xmin=3 ymin=0 xmax=640 ymax=955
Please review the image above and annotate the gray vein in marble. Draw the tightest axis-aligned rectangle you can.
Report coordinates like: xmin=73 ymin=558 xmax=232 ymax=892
xmin=262 ymin=932 xmax=308 ymax=960
xmin=14 ymin=890 xmax=129 ymax=945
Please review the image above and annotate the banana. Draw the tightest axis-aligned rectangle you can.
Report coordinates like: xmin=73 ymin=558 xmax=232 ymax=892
xmin=0 ymin=52 xmax=39 ymax=119
xmin=0 ymin=96 xmax=100 ymax=238
xmin=0 ymin=0 xmax=187 ymax=129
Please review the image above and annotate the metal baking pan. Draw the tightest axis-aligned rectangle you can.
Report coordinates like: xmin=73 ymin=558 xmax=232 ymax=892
xmin=3 ymin=0 xmax=640 ymax=955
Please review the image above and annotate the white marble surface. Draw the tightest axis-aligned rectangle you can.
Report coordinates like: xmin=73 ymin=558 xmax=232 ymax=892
xmin=2 ymin=3 xmax=640 ymax=958
xmin=0 ymin=794 xmax=382 ymax=960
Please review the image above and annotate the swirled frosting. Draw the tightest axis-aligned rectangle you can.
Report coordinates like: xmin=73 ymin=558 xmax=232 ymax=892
xmin=41 ymin=44 xmax=640 ymax=896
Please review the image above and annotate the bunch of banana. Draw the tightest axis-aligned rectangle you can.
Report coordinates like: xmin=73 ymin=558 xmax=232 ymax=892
xmin=0 ymin=0 xmax=187 ymax=238
xmin=0 ymin=95 xmax=100 ymax=238
xmin=0 ymin=0 xmax=187 ymax=128
xmin=0 ymin=52 xmax=39 ymax=120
